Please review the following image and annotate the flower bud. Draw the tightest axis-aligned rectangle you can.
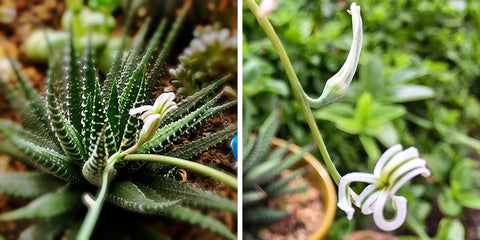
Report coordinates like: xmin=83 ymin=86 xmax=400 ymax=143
xmin=307 ymin=3 xmax=363 ymax=108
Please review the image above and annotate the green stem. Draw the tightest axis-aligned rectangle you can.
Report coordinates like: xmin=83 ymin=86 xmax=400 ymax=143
xmin=77 ymin=153 xmax=120 ymax=240
xmin=124 ymin=154 xmax=237 ymax=189
xmin=245 ymin=0 xmax=341 ymax=184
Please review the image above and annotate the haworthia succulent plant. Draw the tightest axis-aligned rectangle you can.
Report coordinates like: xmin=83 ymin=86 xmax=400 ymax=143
xmin=243 ymin=98 xmax=307 ymax=238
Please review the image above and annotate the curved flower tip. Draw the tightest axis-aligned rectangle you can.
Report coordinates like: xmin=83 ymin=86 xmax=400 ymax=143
xmin=307 ymin=2 xmax=363 ymax=108
xmin=258 ymin=0 xmax=277 ymax=17
xmin=337 ymin=144 xmax=430 ymax=231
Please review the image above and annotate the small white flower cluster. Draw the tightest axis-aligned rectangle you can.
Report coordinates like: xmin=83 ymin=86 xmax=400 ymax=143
xmin=337 ymin=144 xmax=430 ymax=231
xmin=129 ymin=92 xmax=177 ymax=145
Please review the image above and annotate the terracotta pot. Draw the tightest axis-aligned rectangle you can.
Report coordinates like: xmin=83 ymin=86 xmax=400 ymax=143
xmin=271 ymin=138 xmax=337 ymax=240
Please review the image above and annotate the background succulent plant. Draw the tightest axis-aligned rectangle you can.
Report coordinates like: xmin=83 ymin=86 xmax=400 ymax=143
xmin=0 ymin=1 xmax=237 ymax=239
xmin=242 ymin=98 xmax=308 ymax=240
xmin=170 ymin=23 xmax=237 ymax=96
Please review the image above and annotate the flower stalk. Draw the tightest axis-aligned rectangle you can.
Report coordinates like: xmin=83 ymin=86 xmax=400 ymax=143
xmin=245 ymin=0 xmax=341 ymax=184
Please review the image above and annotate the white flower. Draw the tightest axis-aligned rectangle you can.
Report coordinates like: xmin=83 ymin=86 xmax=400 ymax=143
xmin=129 ymin=92 xmax=177 ymax=145
xmin=258 ymin=0 xmax=277 ymax=17
xmin=307 ymin=3 xmax=363 ymax=108
xmin=337 ymin=144 xmax=430 ymax=231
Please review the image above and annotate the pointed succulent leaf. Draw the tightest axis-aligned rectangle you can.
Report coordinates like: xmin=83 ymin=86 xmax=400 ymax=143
xmin=243 ymin=109 xmax=280 ymax=171
xmin=138 ymin=93 xmax=222 ymax=154
xmin=117 ymin=20 xmax=149 ymax=90
xmin=243 ymin=96 xmax=253 ymax=147
xmin=242 ymin=140 xmax=255 ymax=162
xmin=0 ymin=140 xmax=30 ymax=162
xmin=64 ymin=35 xmax=83 ymax=132
xmin=107 ymin=181 xmax=181 ymax=214
xmin=264 ymin=168 xmax=306 ymax=195
xmin=138 ymin=176 xmax=236 ymax=212
xmin=82 ymin=44 xmax=98 ymax=99
xmin=82 ymin=127 xmax=117 ymax=186
xmin=244 ymin=145 xmax=289 ymax=186
xmin=270 ymin=183 xmax=306 ymax=198
xmin=244 ymin=206 xmax=288 ymax=225
xmin=0 ymin=118 xmax=60 ymax=153
xmin=102 ymin=0 xmax=136 ymax=102
xmin=0 ymin=188 xmax=82 ymax=221
xmin=243 ymin=191 xmax=266 ymax=205
xmin=0 ymin=122 xmax=83 ymax=182
xmin=88 ymin=84 xmax=117 ymax=156
xmin=161 ymin=204 xmax=236 ymax=240
xmin=47 ymin=69 xmax=86 ymax=163
xmin=145 ymin=0 xmax=192 ymax=101
xmin=0 ymin=172 xmax=64 ymax=198
xmin=161 ymin=77 xmax=226 ymax=127
xmin=107 ymin=84 xmax=120 ymax=146
xmin=1 ymin=60 xmax=57 ymax=143
xmin=117 ymin=19 xmax=166 ymax=122
xmin=0 ymin=78 xmax=54 ymax=142
xmin=81 ymin=92 xmax=93 ymax=153
xmin=103 ymin=37 xmax=127 ymax=103
xmin=118 ymin=68 xmax=145 ymax=137
xmin=167 ymin=125 xmax=237 ymax=160
xmin=120 ymin=74 xmax=146 ymax=151
xmin=9 ymin=136 xmax=83 ymax=182
xmin=247 ymin=146 xmax=307 ymax=186
xmin=192 ymin=100 xmax=237 ymax=126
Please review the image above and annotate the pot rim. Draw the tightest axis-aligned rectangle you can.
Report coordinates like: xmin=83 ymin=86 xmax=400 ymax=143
xmin=271 ymin=138 xmax=336 ymax=240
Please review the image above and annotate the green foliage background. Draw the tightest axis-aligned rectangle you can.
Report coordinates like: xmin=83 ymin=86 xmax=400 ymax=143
xmin=243 ymin=0 xmax=480 ymax=238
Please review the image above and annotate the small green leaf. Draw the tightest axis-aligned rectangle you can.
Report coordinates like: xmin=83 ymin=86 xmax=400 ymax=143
xmin=435 ymin=218 xmax=465 ymax=240
xmin=437 ymin=187 xmax=462 ymax=217
xmin=453 ymin=190 xmax=480 ymax=209
xmin=359 ymin=134 xmax=380 ymax=169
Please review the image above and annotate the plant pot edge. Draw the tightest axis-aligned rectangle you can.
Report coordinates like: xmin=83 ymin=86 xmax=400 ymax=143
xmin=271 ymin=138 xmax=336 ymax=240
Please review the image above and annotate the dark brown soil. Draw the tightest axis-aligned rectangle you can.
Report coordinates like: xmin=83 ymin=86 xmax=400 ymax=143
xmin=261 ymin=171 xmax=324 ymax=240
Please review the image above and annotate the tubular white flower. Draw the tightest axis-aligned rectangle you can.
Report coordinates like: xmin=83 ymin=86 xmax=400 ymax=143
xmin=307 ymin=3 xmax=363 ymax=108
xmin=337 ymin=144 xmax=430 ymax=231
xmin=129 ymin=92 xmax=178 ymax=145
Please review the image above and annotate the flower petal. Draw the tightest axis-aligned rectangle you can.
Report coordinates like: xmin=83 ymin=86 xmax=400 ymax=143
xmin=153 ymin=92 xmax=175 ymax=109
xmin=373 ymin=144 xmax=402 ymax=176
xmin=355 ymin=185 xmax=377 ymax=209
xmin=308 ymin=2 xmax=363 ymax=107
xmin=373 ymin=191 xmax=407 ymax=231
xmin=360 ymin=189 xmax=382 ymax=215
xmin=389 ymin=167 xmax=430 ymax=195
xmin=129 ymin=105 xmax=153 ymax=115
xmin=381 ymin=147 xmax=419 ymax=175
xmin=137 ymin=114 xmax=162 ymax=145
xmin=337 ymin=172 xmax=377 ymax=220
xmin=388 ymin=158 xmax=426 ymax=186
